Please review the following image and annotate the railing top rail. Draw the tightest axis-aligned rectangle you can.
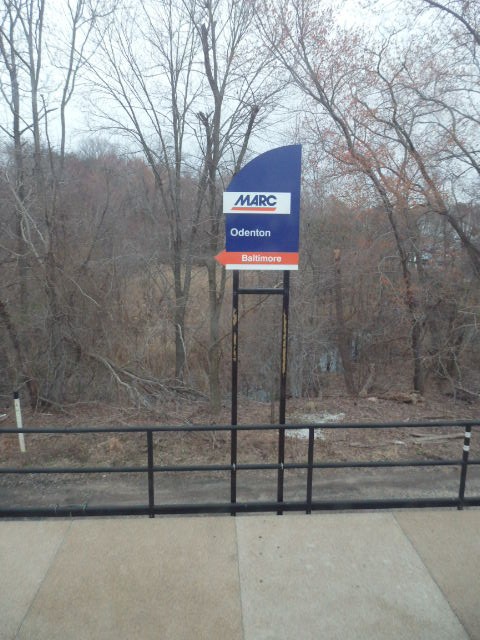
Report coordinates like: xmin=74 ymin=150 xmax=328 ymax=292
xmin=0 ymin=419 xmax=478 ymax=435
xmin=2 ymin=458 xmax=479 ymax=476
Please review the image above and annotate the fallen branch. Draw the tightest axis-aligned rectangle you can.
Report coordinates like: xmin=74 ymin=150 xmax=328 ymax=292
xmin=410 ymin=433 xmax=463 ymax=442
xmin=378 ymin=392 xmax=424 ymax=404
xmin=84 ymin=351 xmax=207 ymax=404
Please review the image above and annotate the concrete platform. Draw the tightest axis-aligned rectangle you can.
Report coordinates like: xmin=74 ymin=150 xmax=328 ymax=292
xmin=1 ymin=511 xmax=478 ymax=639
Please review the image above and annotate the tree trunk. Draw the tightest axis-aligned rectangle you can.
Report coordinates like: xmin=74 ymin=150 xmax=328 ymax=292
xmin=0 ymin=298 xmax=39 ymax=409
xmin=44 ymin=250 xmax=67 ymax=404
xmin=174 ymin=304 xmax=186 ymax=382
xmin=333 ymin=249 xmax=356 ymax=395
xmin=411 ymin=319 xmax=425 ymax=394
xmin=206 ymin=259 xmax=224 ymax=413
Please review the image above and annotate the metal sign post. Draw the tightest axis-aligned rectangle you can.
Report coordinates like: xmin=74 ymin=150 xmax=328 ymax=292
xmin=277 ymin=270 xmax=290 ymax=513
xmin=231 ymin=270 xmax=239 ymax=507
xmin=216 ymin=144 xmax=302 ymax=515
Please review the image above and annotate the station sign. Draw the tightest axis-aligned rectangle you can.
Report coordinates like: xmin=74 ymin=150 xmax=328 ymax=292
xmin=215 ymin=145 xmax=301 ymax=270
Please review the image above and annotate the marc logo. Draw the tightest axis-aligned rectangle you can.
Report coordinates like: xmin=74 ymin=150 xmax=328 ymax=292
xmin=224 ymin=192 xmax=291 ymax=215
xmin=234 ymin=194 xmax=277 ymax=209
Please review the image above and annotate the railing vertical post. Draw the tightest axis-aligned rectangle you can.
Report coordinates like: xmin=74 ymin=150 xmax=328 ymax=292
xmin=306 ymin=427 xmax=315 ymax=514
xmin=277 ymin=270 xmax=290 ymax=515
xmin=147 ymin=430 xmax=155 ymax=518
xmin=458 ymin=426 xmax=472 ymax=510
xmin=231 ymin=270 xmax=239 ymax=516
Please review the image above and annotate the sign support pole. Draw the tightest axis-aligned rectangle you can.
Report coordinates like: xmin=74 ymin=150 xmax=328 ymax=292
xmin=277 ymin=270 xmax=290 ymax=514
xmin=229 ymin=270 xmax=291 ymax=516
xmin=230 ymin=270 xmax=239 ymax=514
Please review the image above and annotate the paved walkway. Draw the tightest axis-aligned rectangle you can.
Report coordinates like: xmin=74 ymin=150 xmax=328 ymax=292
xmin=1 ymin=510 xmax=479 ymax=639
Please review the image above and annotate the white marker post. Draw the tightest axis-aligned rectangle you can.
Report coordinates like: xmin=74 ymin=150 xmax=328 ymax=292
xmin=13 ymin=391 xmax=26 ymax=453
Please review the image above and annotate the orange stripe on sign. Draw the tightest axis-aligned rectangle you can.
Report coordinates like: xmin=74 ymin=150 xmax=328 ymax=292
xmin=231 ymin=207 xmax=277 ymax=212
xmin=215 ymin=250 xmax=299 ymax=266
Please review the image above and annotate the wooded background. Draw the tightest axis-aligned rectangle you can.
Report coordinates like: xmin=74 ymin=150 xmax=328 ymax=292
xmin=1 ymin=0 xmax=479 ymax=411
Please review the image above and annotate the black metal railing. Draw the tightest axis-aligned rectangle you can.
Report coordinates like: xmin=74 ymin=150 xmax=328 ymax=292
xmin=0 ymin=420 xmax=479 ymax=518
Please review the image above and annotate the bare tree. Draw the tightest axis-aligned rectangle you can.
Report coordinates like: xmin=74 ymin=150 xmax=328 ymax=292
xmin=257 ymin=1 xmax=440 ymax=392
xmin=260 ymin=0 xmax=480 ymax=393
xmin=88 ymin=0 xmax=207 ymax=384
xmin=188 ymin=0 xmax=277 ymax=410
xmin=90 ymin=0 xmax=281 ymax=409
xmin=0 ymin=0 xmax=106 ymax=405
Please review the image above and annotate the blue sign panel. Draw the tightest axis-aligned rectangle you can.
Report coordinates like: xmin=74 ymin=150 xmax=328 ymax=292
xmin=219 ymin=145 xmax=301 ymax=270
